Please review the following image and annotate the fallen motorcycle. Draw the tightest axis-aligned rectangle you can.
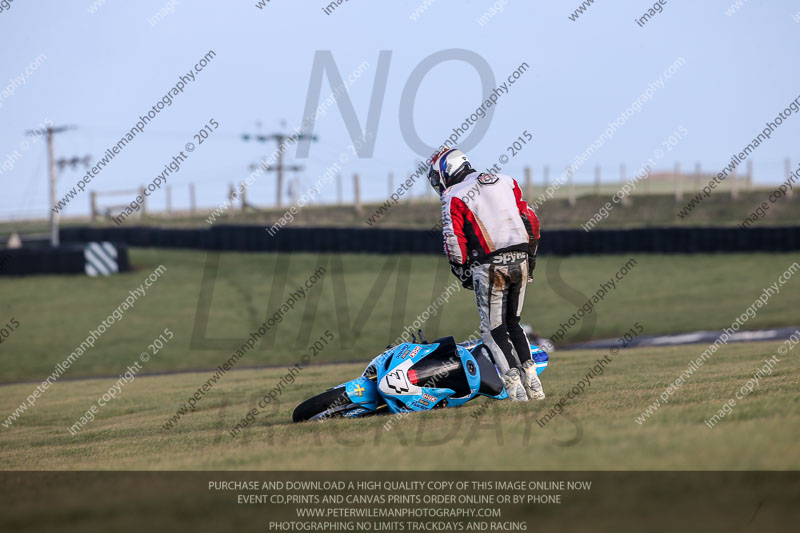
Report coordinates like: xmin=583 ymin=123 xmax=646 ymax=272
xmin=292 ymin=335 xmax=549 ymax=422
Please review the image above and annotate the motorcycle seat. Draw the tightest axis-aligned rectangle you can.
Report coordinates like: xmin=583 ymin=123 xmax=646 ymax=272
xmin=471 ymin=344 xmax=505 ymax=397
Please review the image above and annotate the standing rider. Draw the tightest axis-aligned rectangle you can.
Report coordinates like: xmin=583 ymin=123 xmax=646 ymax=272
xmin=428 ymin=147 xmax=545 ymax=402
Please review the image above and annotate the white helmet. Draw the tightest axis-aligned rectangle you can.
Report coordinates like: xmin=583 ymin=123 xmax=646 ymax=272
xmin=428 ymin=148 xmax=472 ymax=195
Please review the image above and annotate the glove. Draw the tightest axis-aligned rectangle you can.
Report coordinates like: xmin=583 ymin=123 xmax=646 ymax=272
xmin=527 ymin=256 xmax=536 ymax=282
xmin=450 ymin=263 xmax=474 ymax=290
xmin=527 ymin=238 xmax=539 ymax=283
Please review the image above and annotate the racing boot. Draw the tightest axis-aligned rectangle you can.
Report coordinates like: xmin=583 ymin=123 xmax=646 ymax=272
xmin=521 ymin=359 xmax=546 ymax=400
xmin=501 ymin=368 xmax=528 ymax=402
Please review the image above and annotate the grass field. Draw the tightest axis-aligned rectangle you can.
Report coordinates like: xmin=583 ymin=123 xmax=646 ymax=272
xmin=0 ymin=340 xmax=797 ymax=470
xmin=0 ymin=250 xmax=798 ymax=382
xmin=1 ymin=249 xmax=798 ymax=471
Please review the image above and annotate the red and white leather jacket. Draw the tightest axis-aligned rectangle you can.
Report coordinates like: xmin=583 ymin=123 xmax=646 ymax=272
xmin=441 ymin=171 xmax=540 ymax=265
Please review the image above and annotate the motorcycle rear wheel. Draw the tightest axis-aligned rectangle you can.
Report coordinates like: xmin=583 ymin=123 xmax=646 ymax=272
xmin=292 ymin=387 xmax=354 ymax=423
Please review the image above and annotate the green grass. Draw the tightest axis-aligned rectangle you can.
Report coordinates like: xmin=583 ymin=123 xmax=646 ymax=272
xmin=0 ymin=249 xmax=798 ymax=381
xmin=0 ymin=340 xmax=797 ymax=470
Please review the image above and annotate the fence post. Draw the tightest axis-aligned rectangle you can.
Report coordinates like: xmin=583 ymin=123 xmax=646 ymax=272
xmin=166 ymin=186 xmax=172 ymax=216
xmin=140 ymin=187 xmax=147 ymax=215
xmin=354 ymin=173 xmax=362 ymax=214
xmin=90 ymin=191 xmax=97 ymax=222
xmin=694 ymin=162 xmax=702 ymax=193
xmin=567 ymin=166 xmax=576 ymax=206
xmin=241 ymin=182 xmax=248 ymax=211
xmin=674 ymin=162 xmax=682 ymax=202
xmin=524 ymin=166 xmax=532 ymax=199
xmin=786 ymin=158 xmax=793 ymax=199
xmin=594 ymin=165 xmax=601 ymax=196
xmin=189 ymin=183 xmax=196 ymax=214
xmin=745 ymin=161 xmax=753 ymax=191
xmin=620 ymin=164 xmax=630 ymax=206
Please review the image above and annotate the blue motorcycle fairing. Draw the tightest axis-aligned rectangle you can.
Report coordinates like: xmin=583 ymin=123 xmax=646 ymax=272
xmin=460 ymin=339 xmax=550 ymax=376
xmin=530 ymin=345 xmax=549 ymax=375
xmin=341 ymin=377 xmax=381 ymax=417
xmin=376 ymin=340 xmax=484 ymax=414
xmin=481 ymin=388 xmax=508 ymax=400
xmin=328 ymin=338 xmax=549 ymax=419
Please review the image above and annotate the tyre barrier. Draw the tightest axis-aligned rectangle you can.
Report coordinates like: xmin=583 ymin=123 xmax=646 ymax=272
xmin=56 ymin=225 xmax=800 ymax=255
xmin=0 ymin=243 xmax=130 ymax=277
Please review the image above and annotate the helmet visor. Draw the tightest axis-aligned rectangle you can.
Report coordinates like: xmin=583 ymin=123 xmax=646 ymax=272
xmin=428 ymin=167 xmax=444 ymax=195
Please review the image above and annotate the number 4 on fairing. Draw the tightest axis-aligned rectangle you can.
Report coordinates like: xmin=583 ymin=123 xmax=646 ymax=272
xmin=384 ymin=370 xmax=410 ymax=393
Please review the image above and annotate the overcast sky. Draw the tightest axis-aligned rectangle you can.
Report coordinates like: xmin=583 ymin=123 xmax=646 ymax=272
xmin=1 ymin=0 xmax=799 ymax=219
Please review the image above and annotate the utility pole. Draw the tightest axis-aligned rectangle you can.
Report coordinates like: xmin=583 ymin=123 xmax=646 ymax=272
xmin=30 ymin=125 xmax=73 ymax=247
xmin=242 ymin=126 xmax=317 ymax=209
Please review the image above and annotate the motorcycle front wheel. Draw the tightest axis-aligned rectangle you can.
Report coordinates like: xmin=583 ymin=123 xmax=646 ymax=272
xmin=292 ymin=387 xmax=354 ymax=423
